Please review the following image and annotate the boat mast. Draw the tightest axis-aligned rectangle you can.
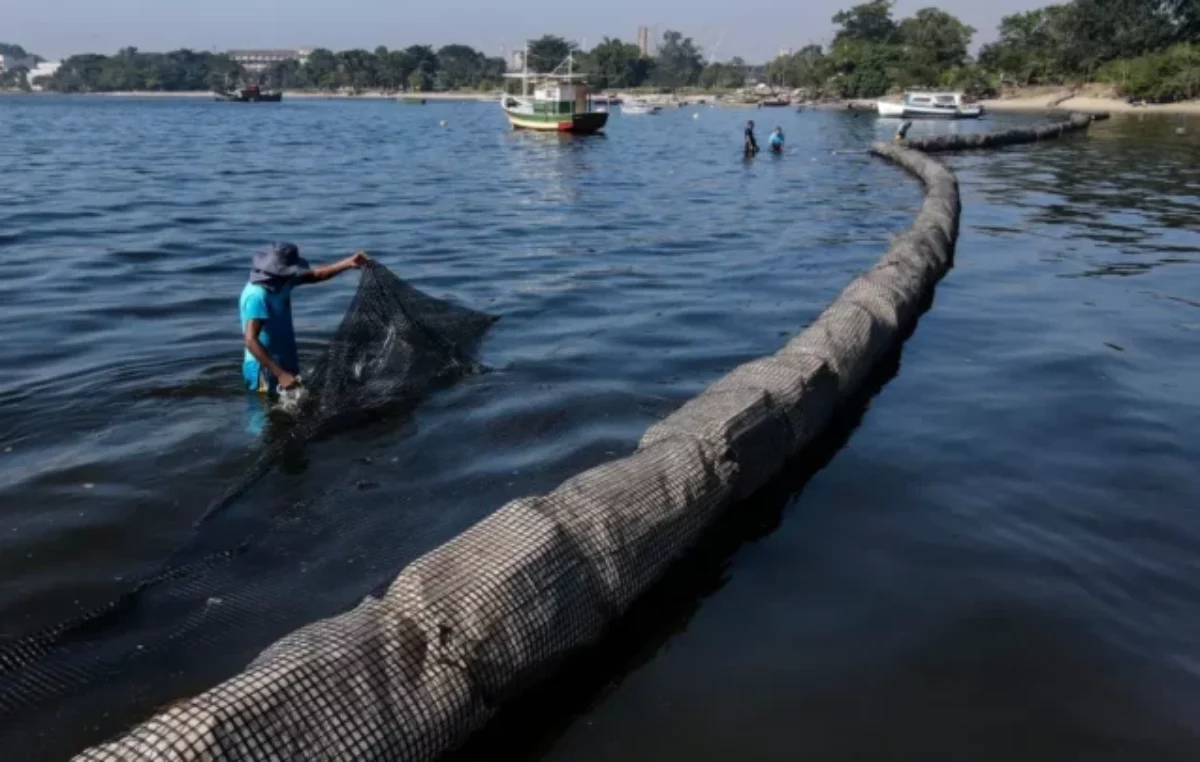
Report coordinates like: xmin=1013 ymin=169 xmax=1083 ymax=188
xmin=523 ymin=44 xmax=529 ymax=98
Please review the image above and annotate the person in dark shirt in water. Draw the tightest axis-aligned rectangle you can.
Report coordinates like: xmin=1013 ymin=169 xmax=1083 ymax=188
xmin=239 ymin=242 xmax=370 ymax=394
xmin=744 ymin=120 xmax=759 ymax=156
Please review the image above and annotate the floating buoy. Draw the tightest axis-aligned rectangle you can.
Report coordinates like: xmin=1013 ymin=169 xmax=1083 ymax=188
xmin=440 ymin=120 xmax=448 ymax=127
xmin=1176 ymin=126 xmax=1187 ymax=135
xmin=693 ymin=113 xmax=699 ymax=119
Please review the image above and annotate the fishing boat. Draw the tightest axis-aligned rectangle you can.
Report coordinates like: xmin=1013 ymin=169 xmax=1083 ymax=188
xmin=501 ymin=51 xmax=608 ymax=134
xmin=212 ymin=84 xmax=282 ymax=103
xmin=622 ymin=99 xmax=662 ymax=115
xmin=758 ymin=96 xmax=791 ymax=108
xmin=877 ymin=91 xmax=983 ymax=119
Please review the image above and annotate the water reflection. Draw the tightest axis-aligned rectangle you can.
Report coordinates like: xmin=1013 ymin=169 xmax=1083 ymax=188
xmin=956 ymin=116 xmax=1200 ymax=279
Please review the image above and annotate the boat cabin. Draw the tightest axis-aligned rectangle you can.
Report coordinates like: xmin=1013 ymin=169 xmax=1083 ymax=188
xmin=903 ymin=91 xmax=966 ymax=108
xmin=500 ymin=50 xmax=608 ymax=133
xmin=504 ymin=75 xmax=591 ymax=116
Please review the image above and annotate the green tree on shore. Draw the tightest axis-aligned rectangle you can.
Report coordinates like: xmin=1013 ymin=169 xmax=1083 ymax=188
xmin=977 ymin=0 xmax=1200 ymax=97
xmin=580 ymin=38 xmax=652 ymax=89
xmin=526 ymin=35 xmax=576 ymax=73
xmin=765 ymin=46 xmax=830 ymax=92
xmin=652 ymin=30 xmax=704 ymax=89
xmin=699 ymin=57 xmax=748 ymax=90
xmin=833 ymin=0 xmax=899 ymax=44
xmin=25 ymin=1 xmax=1200 ymax=103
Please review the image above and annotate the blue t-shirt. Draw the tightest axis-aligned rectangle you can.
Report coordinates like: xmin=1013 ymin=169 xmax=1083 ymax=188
xmin=769 ymin=132 xmax=785 ymax=148
xmin=239 ymin=282 xmax=300 ymax=392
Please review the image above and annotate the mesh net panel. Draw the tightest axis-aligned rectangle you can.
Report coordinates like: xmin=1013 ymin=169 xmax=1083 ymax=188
xmin=5 ymin=135 xmax=983 ymax=759
xmin=61 ymin=146 xmax=959 ymax=761
xmin=0 ymin=264 xmax=496 ymax=760
xmin=198 ymin=264 xmax=499 ymax=528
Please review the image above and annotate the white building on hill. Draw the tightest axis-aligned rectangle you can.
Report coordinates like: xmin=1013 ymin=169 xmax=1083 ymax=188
xmin=227 ymin=48 xmax=313 ymax=73
xmin=26 ymin=61 xmax=62 ymax=90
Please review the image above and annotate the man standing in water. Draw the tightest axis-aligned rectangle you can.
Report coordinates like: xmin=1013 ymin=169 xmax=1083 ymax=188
xmin=240 ymin=242 xmax=370 ymax=393
xmin=744 ymin=120 xmax=759 ymax=156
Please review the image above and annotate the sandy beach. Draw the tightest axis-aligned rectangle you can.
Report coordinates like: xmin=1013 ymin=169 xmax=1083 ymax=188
xmin=981 ymin=94 xmax=1200 ymax=115
xmin=18 ymin=88 xmax=1200 ymax=115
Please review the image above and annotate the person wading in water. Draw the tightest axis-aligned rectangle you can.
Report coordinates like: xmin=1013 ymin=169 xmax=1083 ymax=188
xmin=240 ymin=242 xmax=371 ymax=394
xmin=769 ymin=125 xmax=785 ymax=153
xmin=744 ymin=120 xmax=759 ymax=156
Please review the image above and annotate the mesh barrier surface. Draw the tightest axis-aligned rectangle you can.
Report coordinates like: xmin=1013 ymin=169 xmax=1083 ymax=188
xmin=69 ymin=142 xmax=961 ymax=762
xmin=900 ymin=112 xmax=1106 ymax=154
xmin=32 ymin=120 xmax=1102 ymax=760
xmin=0 ymin=264 xmax=496 ymax=760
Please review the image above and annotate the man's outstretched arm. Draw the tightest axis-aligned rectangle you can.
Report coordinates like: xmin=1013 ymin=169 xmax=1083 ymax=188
xmin=299 ymin=251 xmax=372 ymax=285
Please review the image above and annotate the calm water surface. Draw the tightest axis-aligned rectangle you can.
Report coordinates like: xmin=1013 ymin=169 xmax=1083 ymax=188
xmin=1 ymin=97 xmax=1198 ymax=759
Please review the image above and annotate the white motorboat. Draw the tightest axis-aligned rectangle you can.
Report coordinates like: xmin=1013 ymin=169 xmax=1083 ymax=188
xmin=621 ymin=99 xmax=662 ymax=115
xmin=877 ymin=91 xmax=983 ymax=119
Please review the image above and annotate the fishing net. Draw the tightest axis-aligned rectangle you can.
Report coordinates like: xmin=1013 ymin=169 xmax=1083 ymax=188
xmin=198 ymin=264 xmax=499 ymax=527
xmin=63 ymin=143 xmax=959 ymax=762
xmin=0 ymin=264 xmax=497 ymax=760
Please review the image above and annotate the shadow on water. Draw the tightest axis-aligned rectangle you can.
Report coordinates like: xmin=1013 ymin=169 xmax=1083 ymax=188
xmin=451 ymin=320 xmax=1200 ymax=760
xmin=448 ymin=332 xmax=917 ymax=762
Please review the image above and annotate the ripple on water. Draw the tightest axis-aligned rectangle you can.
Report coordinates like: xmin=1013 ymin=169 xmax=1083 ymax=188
xmin=2 ymin=100 xmax=1200 ymax=759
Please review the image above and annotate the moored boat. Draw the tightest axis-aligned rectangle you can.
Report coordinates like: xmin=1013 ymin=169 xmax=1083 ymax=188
xmin=758 ymin=96 xmax=791 ymax=108
xmin=502 ymin=50 xmax=608 ymax=134
xmin=622 ymin=99 xmax=662 ymax=115
xmin=212 ymin=84 xmax=282 ymax=103
xmin=877 ymin=91 xmax=982 ymax=119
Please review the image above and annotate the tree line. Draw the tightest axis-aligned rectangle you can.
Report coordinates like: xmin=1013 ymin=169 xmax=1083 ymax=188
xmin=1 ymin=42 xmax=43 ymax=91
xmin=10 ymin=1 xmax=1200 ymax=101
xmin=765 ymin=0 xmax=1200 ymax=102
xmin=39 ymin=48 xmax=241 ymax=92
xmin=25 ymin=34 xmax=717 ymax=94
xmin=265 ymin=46 xmax=508 ymax=92
xmin=33 ymin=45 xmax=508 ymax=94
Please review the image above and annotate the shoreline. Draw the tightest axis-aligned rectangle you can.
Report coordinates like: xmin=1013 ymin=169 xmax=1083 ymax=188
xmin=7 ymin=89 xmax=497 ymax=102
xmin=10 ymin=89 xmax=1200 ymax=114
xmin=980 ymin=94 xmax=1200 ymax=115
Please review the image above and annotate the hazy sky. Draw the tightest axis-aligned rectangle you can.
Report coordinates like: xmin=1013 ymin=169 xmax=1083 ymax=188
xmin=10 ymin=0 xmax=1046 ymax=61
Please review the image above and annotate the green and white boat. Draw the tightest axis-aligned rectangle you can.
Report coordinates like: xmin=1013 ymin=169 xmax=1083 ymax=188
xmin=501 ymin=51 xmax=608 ymax=134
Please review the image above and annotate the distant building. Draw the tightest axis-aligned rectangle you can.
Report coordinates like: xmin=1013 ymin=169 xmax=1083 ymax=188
xmin=227 ymin=48 xmax=313 ymax=73
xmin=26 ymin=61 xmax=61 ymax=90
xmin=637 ymin=27 xmax=650 ymax=58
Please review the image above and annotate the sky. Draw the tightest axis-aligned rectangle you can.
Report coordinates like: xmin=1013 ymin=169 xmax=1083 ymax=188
xmin=8 ymin=0 xmax=1048 ymax=62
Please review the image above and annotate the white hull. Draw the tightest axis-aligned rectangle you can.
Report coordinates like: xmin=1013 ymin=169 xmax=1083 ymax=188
xmin=622 ymin=102 xmax=662 ymax=115
xmin=877 ymin=101 xmax=983 ymax=119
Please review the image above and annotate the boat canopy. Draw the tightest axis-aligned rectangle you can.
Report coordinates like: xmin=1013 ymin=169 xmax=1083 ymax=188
xmin=904 ymin=91 xmax=965 ymax=106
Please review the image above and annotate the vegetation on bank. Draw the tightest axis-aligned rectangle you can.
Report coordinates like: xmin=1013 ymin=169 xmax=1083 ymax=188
xmin=765 ymin=0 xmax=1200 ymax=101
xmin=37 ymin=48 xmax=242 ymax=93
xmin=0 ymin=43 xmax=43 ymax=91
xmin=7 ymin=0 xmax=1200 ymax=101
